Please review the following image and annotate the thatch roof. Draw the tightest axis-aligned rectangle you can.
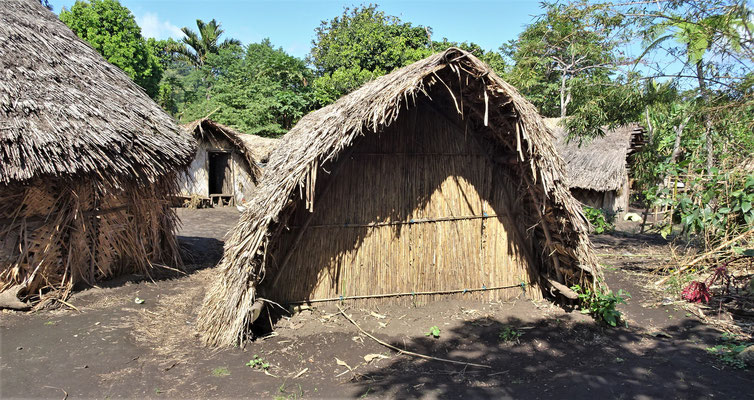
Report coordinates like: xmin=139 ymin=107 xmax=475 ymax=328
xmin=0 ymin=0 xmax=194 ymax=187
xmin=197 ymin=48 xmax=601 ymax=346
xmin=183 ymin=119 xmax=279 ymax=177
xmin=545 ymin=118 xmax=646 ymax=192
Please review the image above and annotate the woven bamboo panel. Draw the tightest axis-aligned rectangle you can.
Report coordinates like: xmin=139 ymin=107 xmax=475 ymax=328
xmin=267 ymin=107 xmax=542 ymax=305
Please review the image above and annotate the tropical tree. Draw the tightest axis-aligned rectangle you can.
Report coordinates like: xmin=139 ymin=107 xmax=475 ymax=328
xmin=60 ymin=0 xmax=162 ymax=97
xmin=503 ymin=0 xmax=641 ymax=138
xmin=174 ymin=19 xmax=241 ymax=68
xmin=180 ymin=40 xmax=313 ymax=136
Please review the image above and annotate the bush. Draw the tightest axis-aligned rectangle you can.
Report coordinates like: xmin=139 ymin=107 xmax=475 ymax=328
xmin=583 ymin=206 xmax=615 ymax=234
xmin=572 ymin=284 xmax=630 ymax=327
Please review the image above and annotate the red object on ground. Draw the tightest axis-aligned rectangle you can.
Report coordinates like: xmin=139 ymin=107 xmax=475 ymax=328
xmin=681 ymin=281 xmax=711 ymax=303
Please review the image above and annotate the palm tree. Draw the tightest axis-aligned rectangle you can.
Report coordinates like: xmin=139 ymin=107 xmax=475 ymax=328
xmin=174 ymin=19 xmax=241 ymax=68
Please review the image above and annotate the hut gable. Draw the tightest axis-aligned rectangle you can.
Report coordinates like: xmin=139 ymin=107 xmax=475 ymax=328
xmin=197 ymin=48 xmax=602 ymax=346
xmin=0 ymin=0 xmax=194 ymax=186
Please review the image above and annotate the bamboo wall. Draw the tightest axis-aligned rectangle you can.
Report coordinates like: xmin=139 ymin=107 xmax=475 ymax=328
xmin=0 ymin=178 xmax=181 ymax=308
xmin=265 ymin=106 xmax=543 ymax=305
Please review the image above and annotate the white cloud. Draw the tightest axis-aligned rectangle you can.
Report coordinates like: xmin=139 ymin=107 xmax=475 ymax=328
xmin=136 ymin=12 xmax=183 ymax=40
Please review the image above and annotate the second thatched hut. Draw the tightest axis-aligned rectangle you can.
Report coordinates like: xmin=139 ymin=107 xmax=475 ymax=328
xmin=179 ymin=119 xmax=278 ymax=207
xmin=0 ymin=0 xmax=195 ymax=309
xmin=198 ymin=48 xmax=601 ymax=346
xmin=546 ymin=118 xmax=646 ymax=215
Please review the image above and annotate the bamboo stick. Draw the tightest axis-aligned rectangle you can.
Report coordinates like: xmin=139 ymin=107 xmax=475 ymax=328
xmin=338 ymin=306 xmax=491 ymax=369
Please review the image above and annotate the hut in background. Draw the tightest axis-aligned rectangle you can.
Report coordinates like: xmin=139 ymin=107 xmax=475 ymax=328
xmin=197 ymin=48 xmax=601 ymax=347
xmin=0 ymin=0 xmax=195 ymax=309
xmin=546 ymin=118 xmax=646 ymax=215
xmin=179 ymin=119 xmax=278 ymax=207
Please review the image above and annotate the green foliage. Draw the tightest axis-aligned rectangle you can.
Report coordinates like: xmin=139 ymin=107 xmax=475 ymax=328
xmin=174 ymin=19 xmax=241 ymax=68
xmin=583 ymin=206 xmax=614 ymax=234
xmin=501 ymin=0 xmax=639 ymax=137
xmin=312 ymin=67 xmax=379 ymax=107
xmin=178 ymin=40 xmax=313 ymax=136
xmin=706 ymin=333 xmax=751 ymax=369
xmin=425 ymin=326 xmax=441 ymax=338
xmin=498 ymin=326 xmax=523 ymax=343
xmin=309 ymin=5 xmax=505 ymax=106
xmin=310 ymin=4 xmax=430 ymax=75
xmin=60 ymin=0 xmax=162 ymax=98
xmin=246 ymin=355 xmax=270 ymax=370
xmin=572 ymin=284 xmax=630 ymax=327
xmin=211 ymin=366 xmax=230 ymax=377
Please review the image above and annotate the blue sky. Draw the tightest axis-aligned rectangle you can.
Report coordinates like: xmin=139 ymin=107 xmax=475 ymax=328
xmin=53 ymin=0 xmax=546 ymax=59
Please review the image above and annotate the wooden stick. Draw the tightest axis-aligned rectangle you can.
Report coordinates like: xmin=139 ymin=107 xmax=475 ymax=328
xmin=337 ymin=306 xmax=491 ymax=369
xmin=289 ymin=213 xmax=499 ymax=229
xmin=288 ymin=283 xmax=526 ymax=304
xmin=655 ymin=228 xmax=753 ymax=286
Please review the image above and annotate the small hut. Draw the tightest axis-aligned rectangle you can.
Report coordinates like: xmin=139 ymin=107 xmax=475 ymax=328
xmin=546 ymin=118 xmax=646 ymax=215
xmin=0 ymin=0 xmax=195 ymax=309
xmin=197 ymin=48 xmax=601 ymax=346
xmin=179 ymin=119 xmax=278 ymax=207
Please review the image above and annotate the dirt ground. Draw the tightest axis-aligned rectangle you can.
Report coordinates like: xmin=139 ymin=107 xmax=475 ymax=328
xmin=1 ymin=208 xmax=752 ymax=399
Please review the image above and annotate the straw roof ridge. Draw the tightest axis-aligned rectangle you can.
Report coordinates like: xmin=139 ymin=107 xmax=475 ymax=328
xmin=198 ymin=47 xmax=601 ymax=346
xmin=0 ymin=0 xmax=195 ymax=186
xmin=545 ymin=118 xmax=646 ymax=192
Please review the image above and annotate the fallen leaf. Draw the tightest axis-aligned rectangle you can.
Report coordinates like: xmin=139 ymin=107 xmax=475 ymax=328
xmin=364 ymin=353 xmax=389 ymax=363
xmin=378 ymin=322 xmax=387 ymax=328
xmin=370 ymin=311 xmax=386 ymax=319
xmin=134 ymin=297 xmax=145 ymax=304
xmin=335 ymin=358 xmax=352 ymax=371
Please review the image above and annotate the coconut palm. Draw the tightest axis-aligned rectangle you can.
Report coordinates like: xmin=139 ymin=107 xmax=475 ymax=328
xmin=175 ymin=19 xmax=241 ymax=68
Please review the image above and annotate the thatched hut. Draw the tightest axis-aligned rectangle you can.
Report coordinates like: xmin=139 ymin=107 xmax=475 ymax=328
xmin=0 ymin=0 xmax=195 ymax=309
xmin=546 ymin=118 xmax=646 ymax=215
xmin=197 ymin=48 xmax=601 ymax=346
xmin=179 ymin=119 xmax=278 ymax=206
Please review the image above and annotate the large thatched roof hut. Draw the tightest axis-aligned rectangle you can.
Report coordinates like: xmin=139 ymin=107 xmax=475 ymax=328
xmin=180 ymin=119 xmax=278 ymax=206
xmin=546 ymin=118 xmax=646 ymax=215
xmin=197 ymin=48 xmax=601 ymax=346
xmin=0 ymin=0 xmax=195 ymax=309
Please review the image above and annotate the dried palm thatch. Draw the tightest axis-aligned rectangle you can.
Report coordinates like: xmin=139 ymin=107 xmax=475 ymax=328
xmin=0 ymin=0 xmax=195 ymax=308
xmin=197 ymin=48 xmax=602 ymax=347
xmin=545 ymin=118 xmax=646 ymax=192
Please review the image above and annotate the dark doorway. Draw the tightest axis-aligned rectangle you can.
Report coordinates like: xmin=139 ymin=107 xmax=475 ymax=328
xmin=208 ymin=152 xmax=232 ymax=195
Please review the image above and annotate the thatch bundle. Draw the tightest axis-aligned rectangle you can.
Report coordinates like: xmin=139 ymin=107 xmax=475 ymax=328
xmin=545 ymin=118 xmax=646 ymax=193
xmin=0 ymin=0 xmax=195 ymax=308
xmin=197 ymin=48 xmax=601 ymax=346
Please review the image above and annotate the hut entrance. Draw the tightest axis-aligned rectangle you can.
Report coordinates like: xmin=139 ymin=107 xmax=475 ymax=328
xmin=208 ymin=151 xmax=233 ymax=206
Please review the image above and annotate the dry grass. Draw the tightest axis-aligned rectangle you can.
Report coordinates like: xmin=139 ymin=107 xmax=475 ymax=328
xmin=198 ymin=47 xmax=602 ymax=347
xmin=0 ymin=177 xmax=183 ymax=309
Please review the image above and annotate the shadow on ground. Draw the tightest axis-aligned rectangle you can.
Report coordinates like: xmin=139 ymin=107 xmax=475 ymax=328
xmin=350 ymin=315 xmax=753 ymax=399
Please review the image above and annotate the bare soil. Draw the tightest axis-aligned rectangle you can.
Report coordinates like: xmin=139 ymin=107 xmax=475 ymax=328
xmin=1 ymin=207 xmax=752 ymax=399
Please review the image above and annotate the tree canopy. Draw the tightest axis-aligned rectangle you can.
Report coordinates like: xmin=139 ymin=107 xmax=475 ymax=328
xmin=60 ymin=0 xmax=162 ymax=98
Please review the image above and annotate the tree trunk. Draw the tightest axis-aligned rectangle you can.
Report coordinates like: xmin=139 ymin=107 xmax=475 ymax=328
xmin=560 ymin=74 xmax=571 ymax=118
xmin=696 ymin=61 xmax=714 ymax=174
